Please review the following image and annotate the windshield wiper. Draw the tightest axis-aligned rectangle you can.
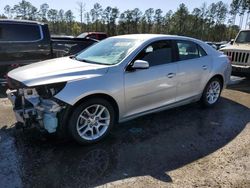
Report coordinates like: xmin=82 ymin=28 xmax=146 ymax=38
xmin=73 ymin=57 xmax=111 ymax=65
xmin=78 ymin=58 xmax=92 ymax=63
xmin=74 ymin=57 xmax=98 ymax=64
xmin=72 ymin=56 xmax=88 ymax=62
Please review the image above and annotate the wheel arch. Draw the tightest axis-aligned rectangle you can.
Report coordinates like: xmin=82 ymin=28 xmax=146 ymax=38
xmin=57 ymin=92 xmax=121 ymax=138
xmin=199 ymin=74 xmax=224 ymax=107
xmin=210 ymin=74 xmax=224 ymax=88
xmin=73 ymin=93 xmax=120 ymax=123
xmin=200 ymin=74 xmax=225 ymax=100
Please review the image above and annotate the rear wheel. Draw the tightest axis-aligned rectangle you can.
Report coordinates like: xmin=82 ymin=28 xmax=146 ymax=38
xmin=201 ymin=78 xmax=222 ymax=107
xmin=68 ymin=98 xmax=115 ymax=144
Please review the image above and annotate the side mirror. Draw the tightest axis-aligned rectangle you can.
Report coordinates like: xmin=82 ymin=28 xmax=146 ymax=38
xmin=230 ymin=39 xmax=234 ymax=45
xmin=132 ymin=60 xmax=149 ymax=69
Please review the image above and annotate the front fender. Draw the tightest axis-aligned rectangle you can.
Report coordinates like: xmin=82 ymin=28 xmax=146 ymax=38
xmin=54 ymin=72 xmax=125 ymax=119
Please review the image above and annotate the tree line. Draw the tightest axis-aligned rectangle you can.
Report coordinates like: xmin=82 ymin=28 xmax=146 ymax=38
xmin=1 ymin=0 xmax=250 ymax=41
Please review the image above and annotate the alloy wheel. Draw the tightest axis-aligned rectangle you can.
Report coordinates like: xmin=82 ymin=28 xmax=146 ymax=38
xmin=206 ymin=81 xmax=221 ymax=104
xmin=76 ymin=104 xmax=111 ymax=141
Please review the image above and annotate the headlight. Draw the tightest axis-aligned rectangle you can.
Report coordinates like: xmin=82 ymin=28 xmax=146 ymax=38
xmin=36 ymin=82 xmax=66 ymax=99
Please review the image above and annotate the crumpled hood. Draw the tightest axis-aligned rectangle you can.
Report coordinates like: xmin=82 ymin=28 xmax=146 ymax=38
xmin=8 ymin=57 xmax=109 ymax=87
xmin=221 ymin=43 xmax=250 ymax=52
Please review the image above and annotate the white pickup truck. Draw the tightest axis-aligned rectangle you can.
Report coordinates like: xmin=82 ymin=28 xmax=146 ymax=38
xmin=220 ymin=30 xmax=250 ymax=76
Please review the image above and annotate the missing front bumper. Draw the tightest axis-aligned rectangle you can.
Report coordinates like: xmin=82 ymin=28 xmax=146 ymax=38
xmin=6 ymin=89 xmax=63 ymax=133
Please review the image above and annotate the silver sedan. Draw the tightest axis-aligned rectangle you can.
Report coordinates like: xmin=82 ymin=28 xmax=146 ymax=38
xmin=7 ymin=34 xmax=232 ymax=144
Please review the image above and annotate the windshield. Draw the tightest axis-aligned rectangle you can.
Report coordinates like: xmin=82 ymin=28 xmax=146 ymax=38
xmin=75 ymin=37 xmax=141 ymax=65
xmin=235 ymin=31 xmax=250 ymax=43
xmin=77 ymin=33 xmax=88 ymax=38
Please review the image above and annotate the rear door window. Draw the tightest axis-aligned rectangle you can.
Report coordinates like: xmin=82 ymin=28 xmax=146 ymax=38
xmin=198 ymin=45 xmax=207 ymax=57
xmin=177 ymin=41 xmax=207 ymax=61
xmin=0 ymin=23 xmax=41 ymax=42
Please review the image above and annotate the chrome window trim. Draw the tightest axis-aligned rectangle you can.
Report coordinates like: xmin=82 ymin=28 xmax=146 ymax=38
xmin=0 ymin=23 xmax=43 ymax=43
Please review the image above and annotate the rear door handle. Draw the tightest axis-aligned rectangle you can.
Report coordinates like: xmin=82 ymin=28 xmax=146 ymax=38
xmin=167 ymin=73 xmax=176 ymax=78
xmin=202 ymin=65 xmax=208 ymax=70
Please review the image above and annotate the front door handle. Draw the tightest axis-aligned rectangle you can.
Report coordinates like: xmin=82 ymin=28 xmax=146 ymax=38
xmin=167 ymin=73 xmax=176 ymax=78
xmin=202 ymin=65 xmax=208 ymax=70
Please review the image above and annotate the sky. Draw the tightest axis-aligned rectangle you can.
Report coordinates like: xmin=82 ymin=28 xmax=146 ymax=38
xmin=1 ymin=0 xmax=244 ymax=27
xmin=0 ymin=0 xmax=233 ymax=21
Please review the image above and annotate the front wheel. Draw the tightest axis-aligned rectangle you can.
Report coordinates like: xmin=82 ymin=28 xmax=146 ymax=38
xmin=200 ymin=78 xmax=222 ymax=107
xmin=68 ymin=98 xmax=115 ymax=144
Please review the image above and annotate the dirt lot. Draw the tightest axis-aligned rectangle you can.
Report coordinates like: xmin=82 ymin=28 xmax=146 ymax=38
xmin=0 ymin=77 xmax=249 ymax=188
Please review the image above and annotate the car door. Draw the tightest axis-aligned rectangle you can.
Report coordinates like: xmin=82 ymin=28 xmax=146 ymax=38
xmin=175 ymin=40 xmax=211 ymax=101
xmin=0 ymin=23 xmax=51 ymax=64
xmin=124 ymin=40 xmax=178 ymax=117
xmin=0 ymin=22 xmax=51 ymax=79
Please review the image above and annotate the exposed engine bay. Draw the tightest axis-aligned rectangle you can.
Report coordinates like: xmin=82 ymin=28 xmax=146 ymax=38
xmin=6 ymin=83 xmax=67 ymax=133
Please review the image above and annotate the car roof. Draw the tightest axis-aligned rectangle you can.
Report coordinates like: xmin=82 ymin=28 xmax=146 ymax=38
xmin=112 ymin=34 xmax=203 ymax=43
xmin=0 ymin=19 xmax=45 ymax=25
xmin=112 ymin=34 xmax=171 ymax=40
xmin=88 ymin=32 xmax=107 ymax=34
xmin=112 ymin=34 xmax=219 ymax=56
xmin=239 ymin=29 xmax=250 ymax=32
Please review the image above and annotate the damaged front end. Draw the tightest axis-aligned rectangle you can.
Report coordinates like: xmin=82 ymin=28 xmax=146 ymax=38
xmin=6 ymin=79 xmax=68 ymax=133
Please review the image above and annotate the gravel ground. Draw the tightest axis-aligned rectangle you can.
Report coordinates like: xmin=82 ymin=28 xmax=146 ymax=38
xmin=0 ymin=77 xmax=249 ymax=188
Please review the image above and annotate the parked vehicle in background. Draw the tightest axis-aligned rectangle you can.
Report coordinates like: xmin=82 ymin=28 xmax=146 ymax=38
xmin=220 ymin=30 xmax=250 ymax=76
xmin=77 ymin=32 xmax=108 ymax=40
xmin=205 ymin=41 xmax=218 ymax=50
xmin=218 ymin=41 xmax=232 ymax=49
xmin=215 ymin=41 xmax=229 ymax=49
xmin=6 ymin=34 xmax=231 ymax=144
xmin=51 ymin=34 xmax=75 ymax=39
xmin=0 ymin=19 xmax=97 ymax=84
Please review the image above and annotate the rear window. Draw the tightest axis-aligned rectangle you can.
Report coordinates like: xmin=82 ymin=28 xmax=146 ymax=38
xmin=86 ymin=34 xmax=107 ymax=40
xmin=98 ymin=34 xmax=107 ymax=40
xmin=0 ymin=23 xmax=41 ymax=42
xmin=87 ymin=34 xmax=96 ymax=39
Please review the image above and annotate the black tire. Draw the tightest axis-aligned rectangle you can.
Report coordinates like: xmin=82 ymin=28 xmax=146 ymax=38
xmin=200 ymin=77 xmax=222 ymax=107
xmin=68 ymin=98 xmax=115 ymax=145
